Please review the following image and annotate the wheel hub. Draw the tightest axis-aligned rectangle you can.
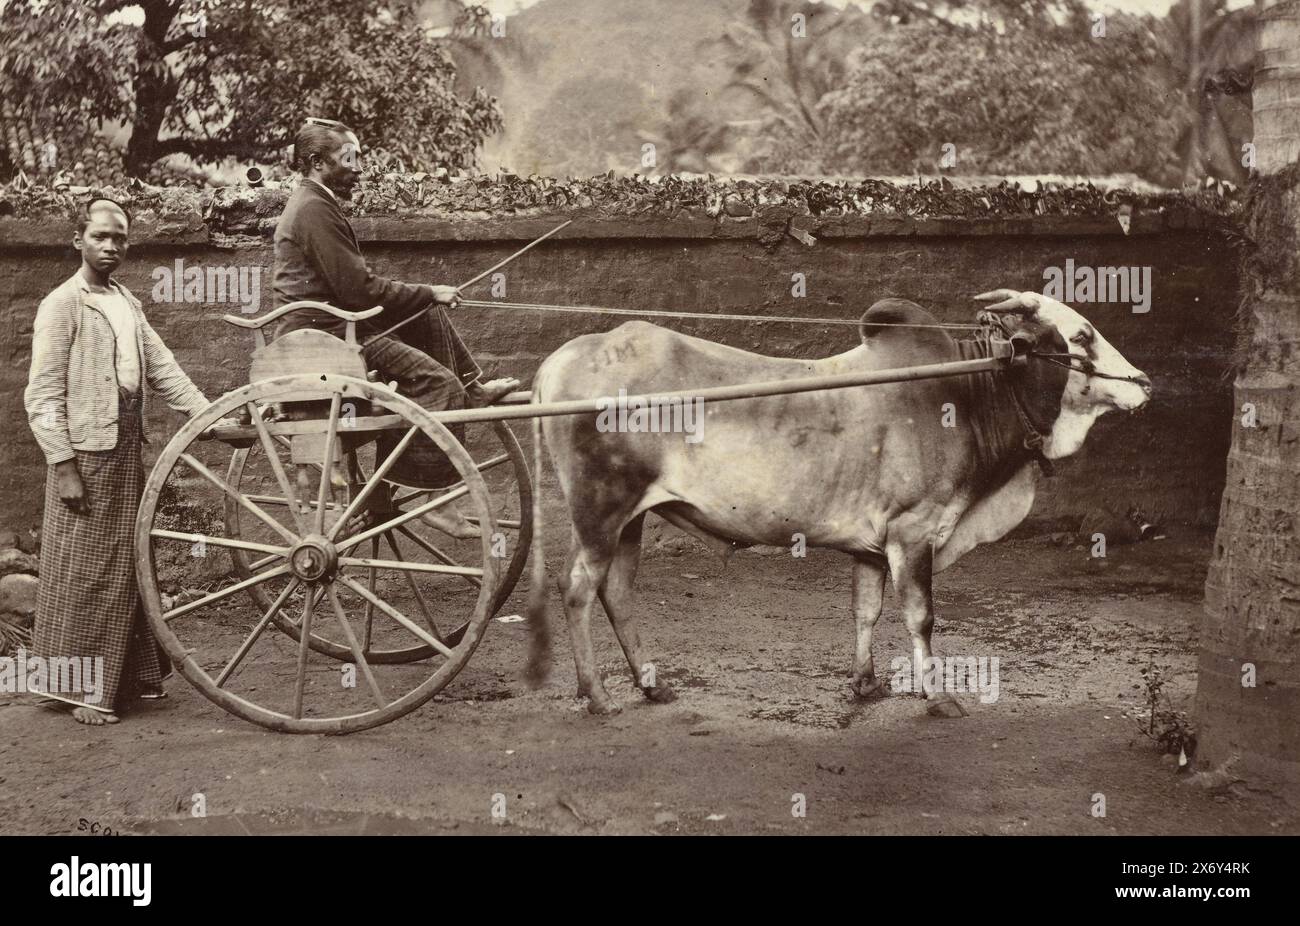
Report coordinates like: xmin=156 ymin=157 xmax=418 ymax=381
xmin=289 ymin=535 xmax=338 ymax=581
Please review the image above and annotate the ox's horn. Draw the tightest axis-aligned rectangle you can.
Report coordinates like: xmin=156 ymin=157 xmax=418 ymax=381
xmin=974 ymin=290 xmax=1038 ymax=314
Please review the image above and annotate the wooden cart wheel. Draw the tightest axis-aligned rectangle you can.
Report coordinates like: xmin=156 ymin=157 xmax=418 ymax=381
xmin=135 ymin=374 xmax=502 ymax=734
xmin=224 ymin=419 xmax=532 ymax=663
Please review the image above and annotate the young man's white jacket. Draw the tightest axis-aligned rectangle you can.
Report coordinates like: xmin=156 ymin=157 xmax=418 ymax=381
xmin=25 ymin=272 xmax=209 ymax=465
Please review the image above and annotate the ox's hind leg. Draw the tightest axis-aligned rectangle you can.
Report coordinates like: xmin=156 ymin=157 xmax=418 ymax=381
xmin=559 ymin=530 xmax=620 ymax=714
xmin=849 ymin=554 xmax=888 ymax=700
xmin=598 ymin=515 xmax=675 ymax=705
xmin=887 ymin=541 xmax=967 ymax=718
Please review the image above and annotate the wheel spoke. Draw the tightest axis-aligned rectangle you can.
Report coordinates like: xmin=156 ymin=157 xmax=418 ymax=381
xmin=337 ymin=483 xmax=472 ymax=553
xmin=390 ymin=452 xmax=510 ymax=507
xmin=151 ymin=529 xmax=288 ymax=557
xmin=327 ymin=425 xmax=420 ymax=541
xmin=314 ymin=394 xmax=342 ymax=535
xmin=347 ymin=452 xmax=366 ymax=485
xmin=339 ymin=556 xmax=483 ymax=578
xmin=384 ymin=531 xmax=445 ymax=643
xmin=243 ymin=495 xmax=346 ymax=515
xmin=249 ymin=401 xmax=307 ymax=534
xmin=179 ymin=452 xmax=298 ymax=545
xmin=248 ymin=552 xmax=278 ymax=572
xmin=336 ymin=574 xmax=455 ymax=658
xmin=362 ymin=536 xmax=378 ymax=652
xmin=215 ymin=578 xmax=300 ymax=688
xmin=283 ymin=585 xmax=327 ymax=629
xmin=326 ymin=586 xmax=388 ymax=710
xmin=395 ymin=525 xmax=483 ymax=589
xmin=164 ymin=565 xmax=291 ymax=622
xmin=292 ymin=588 xmax=316 ymax=719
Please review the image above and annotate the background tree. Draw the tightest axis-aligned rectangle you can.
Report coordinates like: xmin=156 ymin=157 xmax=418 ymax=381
xmin=0 ymin=0 xmax=502 ymax=181
xmin=700 ymin=0 xmax=876 ymax=174
xmin=636 ymin=90 xmax=737 ymax=175
xmin=817 ymin=0 xmax=1185 ymax=182
xmin=1161 ymin=0 xmax=1259 ymax=183
xmin=1195 ymin=0 xmax=1300 ymax=794
xmin=433 ymin=0 xmax=535 ymax=99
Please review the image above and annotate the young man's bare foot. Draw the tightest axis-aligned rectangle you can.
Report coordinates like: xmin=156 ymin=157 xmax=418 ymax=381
xmin=39 ymin=699 xmax=120 ymax=725
xmin=419 ymin=503 xmax=480 ymax=540
xmin=465 ymin=377 xmax=521 ymax=408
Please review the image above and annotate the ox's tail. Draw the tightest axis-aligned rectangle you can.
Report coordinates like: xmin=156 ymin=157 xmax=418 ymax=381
xmin=523 ymin=396 xmax=552 ymax=687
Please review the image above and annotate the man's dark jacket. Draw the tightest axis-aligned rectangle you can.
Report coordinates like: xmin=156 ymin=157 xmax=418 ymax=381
xmin=272 ymin=179 xmax=434 ymax=338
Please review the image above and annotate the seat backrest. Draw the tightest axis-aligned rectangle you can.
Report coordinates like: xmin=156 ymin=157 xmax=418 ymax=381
xmin=248 ymin=329 xmax=367 ymax=399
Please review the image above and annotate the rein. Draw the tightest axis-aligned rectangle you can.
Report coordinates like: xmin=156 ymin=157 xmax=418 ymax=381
xmin=460 ymin=299 xmax=983 ymax=331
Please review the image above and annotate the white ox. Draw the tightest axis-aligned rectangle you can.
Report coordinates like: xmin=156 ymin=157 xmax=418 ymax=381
xmin=524 ymin=290 xmax=1151 ymax=715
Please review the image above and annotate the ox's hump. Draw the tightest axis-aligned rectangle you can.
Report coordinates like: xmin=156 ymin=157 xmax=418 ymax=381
xmin=859 ymin=298 xmax=958 ymax=359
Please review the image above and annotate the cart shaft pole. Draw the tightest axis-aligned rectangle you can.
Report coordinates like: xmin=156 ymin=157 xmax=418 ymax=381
xmin=437 ymin=351 xmax=1013 ymax=426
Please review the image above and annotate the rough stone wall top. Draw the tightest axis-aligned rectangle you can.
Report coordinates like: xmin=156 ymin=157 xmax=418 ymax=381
xmin=0 ymin=174 xmax=1239 ymax=247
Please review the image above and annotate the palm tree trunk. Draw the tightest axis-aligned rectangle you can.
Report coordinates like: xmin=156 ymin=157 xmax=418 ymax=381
xmin=1194 ymin=0 xmax=1300 ymax=792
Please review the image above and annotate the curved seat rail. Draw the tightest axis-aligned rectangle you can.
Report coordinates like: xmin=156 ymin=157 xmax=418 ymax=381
xmin=223 ymin=300 xmax=384 ymax=330
xmin=223 ymin=301 xmax=384 ymax=348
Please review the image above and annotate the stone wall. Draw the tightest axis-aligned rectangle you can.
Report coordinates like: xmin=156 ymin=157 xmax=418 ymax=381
xmin=0 ymin=207 xmax=1239 ymax=532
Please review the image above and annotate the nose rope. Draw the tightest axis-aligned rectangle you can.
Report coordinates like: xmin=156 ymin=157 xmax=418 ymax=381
xmin=1027 ymin=352 xmax=1149 ymax=384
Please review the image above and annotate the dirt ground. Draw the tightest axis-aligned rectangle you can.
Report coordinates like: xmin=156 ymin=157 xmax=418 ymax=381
xmin=2 ymin=527 xmax=1296 ymax=836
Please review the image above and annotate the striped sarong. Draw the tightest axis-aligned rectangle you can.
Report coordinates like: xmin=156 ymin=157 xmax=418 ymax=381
xmin=31 ymin=388 xmax=169 ymax=712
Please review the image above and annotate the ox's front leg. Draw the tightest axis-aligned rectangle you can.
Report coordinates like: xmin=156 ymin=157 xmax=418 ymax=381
xmin=849 ymin=555 xmax=887 ymax=700
xmin=887 ymin=541 xmax=968 ymax=718
xmin=559 ymin=533 xmax=621 ymax=715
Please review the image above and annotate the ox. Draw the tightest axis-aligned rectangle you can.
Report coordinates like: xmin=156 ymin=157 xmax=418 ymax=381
xmin=525 ymin=290 xmax=1151 ymax=715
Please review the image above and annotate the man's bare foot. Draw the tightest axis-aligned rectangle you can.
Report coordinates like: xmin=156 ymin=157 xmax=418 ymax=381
xmin=420 ymin=503 xmax=480 ymax=540
xmin=137 ymin=685 xmax=168 ymax=701
xmin=466 ymin=377 xmax=521 ymax=408
xmin=39 ymin=699 xmax=119 ymax=725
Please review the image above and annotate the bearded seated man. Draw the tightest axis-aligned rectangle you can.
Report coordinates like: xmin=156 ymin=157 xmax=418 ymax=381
xmin=272 ymin=117 xmax=518 ymax=538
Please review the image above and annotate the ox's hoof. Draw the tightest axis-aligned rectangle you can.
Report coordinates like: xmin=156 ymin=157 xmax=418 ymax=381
xmin=587 ymin=697 xmax=623 ymax=716
xmin=641 ymin=685 xmax=677 ymax=704
xmin=925 ymin=695 xmax=968 ymax=718
xmin=850 ymin=676 xmax=886 ymax=701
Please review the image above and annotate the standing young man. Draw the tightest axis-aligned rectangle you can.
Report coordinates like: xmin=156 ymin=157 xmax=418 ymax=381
xmin=273 ymin=118 xmax=519 ymax=535
xmin=24 ymin=198 xmax=214 ymax=725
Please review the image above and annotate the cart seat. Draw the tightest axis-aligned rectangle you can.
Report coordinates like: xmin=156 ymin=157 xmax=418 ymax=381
xmin=226 ymin=300 xmax=388 ymax=403
xmin=248 ymin=329 xmax=367 ymax=399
